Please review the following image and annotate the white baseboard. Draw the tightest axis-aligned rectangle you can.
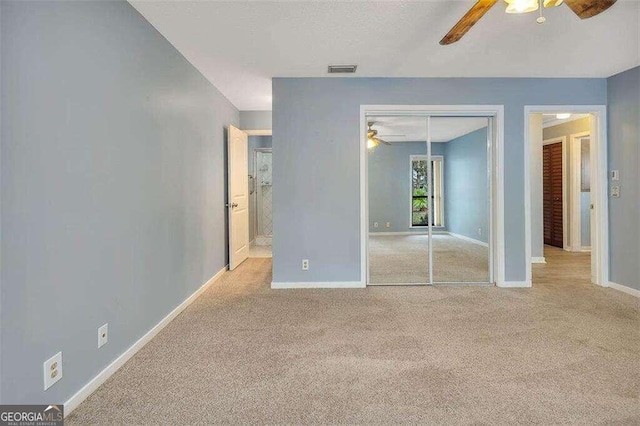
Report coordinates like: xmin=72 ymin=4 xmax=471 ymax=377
xmin=447 ymin=232 xmax=489 ymax=247
xmin=271 ymin=281 xmax=365 ymax=289
xmin=606 ymin=281 xmax=640 ymax=298
xmin=531 ymin=257 xmax=547 ymax=264
xmin=64 ymin=265 xmax=228 ymax=416
xmin=499 ymin=281 xmax=532 ymax=288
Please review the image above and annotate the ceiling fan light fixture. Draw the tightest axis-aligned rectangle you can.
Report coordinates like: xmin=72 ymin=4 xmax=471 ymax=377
xmin=367 ymin=137 xmax=379 ymax=149
xmin=543 ymin=0 xmax=563 ymax=7
xmin=504 ymin=0 xmax=539 ymax=14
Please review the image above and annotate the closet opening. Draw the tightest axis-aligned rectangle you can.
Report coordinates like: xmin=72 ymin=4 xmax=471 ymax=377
xmin=360 ymin=106 xmax=505 ymax=287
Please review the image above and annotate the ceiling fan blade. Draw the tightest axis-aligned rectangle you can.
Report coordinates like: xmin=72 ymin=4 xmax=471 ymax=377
xmin=377 ymin=138 xmax=392 ymax=146
xmin=440 ymin=0 xmax=499 ymax=45
xmin=564 ymin=0 xmax=616 ymax=19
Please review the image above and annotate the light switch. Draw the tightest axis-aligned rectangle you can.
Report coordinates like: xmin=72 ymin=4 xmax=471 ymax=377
xmin=611 ymin=170 xmax=620 ymax=181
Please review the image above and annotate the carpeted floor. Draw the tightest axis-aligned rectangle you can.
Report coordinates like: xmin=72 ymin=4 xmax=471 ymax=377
xmin=67 ymin=249 xmax=640 ymax=425
xmin=369 ymin=234 xmax=489 ymax=284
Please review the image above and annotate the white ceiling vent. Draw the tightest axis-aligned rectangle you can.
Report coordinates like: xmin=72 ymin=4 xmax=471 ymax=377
xmin=327 ymin=65 xmax=357 ymax=74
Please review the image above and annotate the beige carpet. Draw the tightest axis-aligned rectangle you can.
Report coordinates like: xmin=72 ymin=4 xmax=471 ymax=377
xmin=369 ymin=234 xmax=489 ymax=284
xmin=67 ymin=252 xmax=640 ymax=425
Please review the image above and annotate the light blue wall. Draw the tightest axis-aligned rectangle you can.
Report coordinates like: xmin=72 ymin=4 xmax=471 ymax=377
xmin=607 ymin=66 xmax=639 ymax=290
xmin=1 ymin=0 xmax=239 ymax=404
xmin=368 ymin=142 xmax=445 ymax=233
xmin=272 ymin=77 xmax=606 ymax=284
xmin=444 ymin=128 xmax=489 ymax=244
xmin=240 ymin=111 xmax=272 ymax=132
xmin=248 ymin=136 xmax=272 ymax=241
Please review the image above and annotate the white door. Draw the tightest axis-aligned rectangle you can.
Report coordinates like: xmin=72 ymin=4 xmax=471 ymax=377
xmin=228 ymin=125 xmax=250 ymax=270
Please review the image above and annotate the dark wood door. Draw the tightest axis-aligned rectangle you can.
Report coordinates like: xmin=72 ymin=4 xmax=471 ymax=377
xmin=543 ymin=143 xmax=563 ymax=248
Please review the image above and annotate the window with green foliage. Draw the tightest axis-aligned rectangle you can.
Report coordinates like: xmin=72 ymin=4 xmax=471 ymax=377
xmin=411 ymin=156 xmax=443 ymax=227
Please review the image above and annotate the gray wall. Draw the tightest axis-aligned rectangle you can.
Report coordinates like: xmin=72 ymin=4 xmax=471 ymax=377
xmin=272 ymin=77 xmax=606 ymax=284
xmin=444 ymin=128 xmax=489 ymax=244
xmin=240 ymin=111 xmax=272 ymax=132
xmin=248 ymin=136 xmax=272 ymax=241
xmin=1 ymin=0 xmax=238 ymax=404
xmin=607 ymin=66 xmax=640 ymax=290
xmin=368 ymin=142 xmax=445 ymax=233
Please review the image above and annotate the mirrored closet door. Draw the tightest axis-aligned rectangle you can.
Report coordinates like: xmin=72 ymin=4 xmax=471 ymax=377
xmin=367 ymin=114 xmax=492 ymax=285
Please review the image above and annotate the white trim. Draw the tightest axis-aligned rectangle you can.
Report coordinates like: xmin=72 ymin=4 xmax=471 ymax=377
xmin=500 ymin=281 xmax=532 ymax=288
xmin=64 ymin=266 xmax=228 ymax=416
xmin=524 ymin=106 xmax=608 ymax=288
xmin=606 ymin=281 xmax=640 ymax=298
xmin=542 ymin=136 xmax=568 ymax=250
xmin=360 ymin=105 xmax=505 ymax=288
xmin=244 ymin=129 xmax=272 ymax=136
xmin=271 ymin=281 xmax=365 ymax=289
xmin=447 ymin=232 xmax=489 ymax=247
xmin=531 ymin=257 xmax=547 ymax=264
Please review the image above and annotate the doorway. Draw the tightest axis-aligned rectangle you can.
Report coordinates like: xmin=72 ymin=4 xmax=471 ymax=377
xmin=248 ymin=136 xmax=273 ymax=258
xmin=253 ymin=149 xmax=273 ymax=246
xmin=360 ymin=105 xmax=505 ymax=287
xmin=525 ymin=107 xmax=608 ymax=287
xmin=542 ymin=140 xmax=564 ymax=248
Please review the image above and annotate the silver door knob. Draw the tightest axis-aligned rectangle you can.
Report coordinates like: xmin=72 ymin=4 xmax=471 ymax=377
xmin=225 ymin=203 xmax=239 ymax=208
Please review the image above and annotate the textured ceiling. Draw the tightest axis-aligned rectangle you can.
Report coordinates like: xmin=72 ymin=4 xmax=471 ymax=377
xmin=130 ymin=0 xmax=640 ymax=110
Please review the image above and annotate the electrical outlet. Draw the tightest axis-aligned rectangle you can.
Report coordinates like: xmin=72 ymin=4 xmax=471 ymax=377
xmin=385 ymin=222 xmax=391 ymax=228
xmin=302 ymin=259 xmax=309 ymax=270
xmin=98 ymin=323 xmax=108 ymax=348
xmin=373 ymin=222 xmax=379 ymax=228
xmin=43 ymin=352 xmax=62 ymax=391
xmin=611 ymin=185 xmax=620 ymax=198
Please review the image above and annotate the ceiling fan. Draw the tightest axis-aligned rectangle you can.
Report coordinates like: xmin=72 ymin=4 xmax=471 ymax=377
xmin=440 ymin=0 xmax=617 ymax=45
xmin=367 ymin=122 xmax=392 ymax=149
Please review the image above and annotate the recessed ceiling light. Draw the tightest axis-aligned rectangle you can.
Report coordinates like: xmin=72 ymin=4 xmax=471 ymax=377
xmin=556 ymin=113 xmax=571 ymax=119
xmin=328 ymin=65 xmax=357 ymax=74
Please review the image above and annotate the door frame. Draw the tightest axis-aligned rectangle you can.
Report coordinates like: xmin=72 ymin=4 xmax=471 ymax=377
xmin=359 ymin=105 xmax=505 ymax=287
xmin=541 ymin=136 xmax=568 ymax=250
xmin=524 ymin=105 xmax=608 ymax=287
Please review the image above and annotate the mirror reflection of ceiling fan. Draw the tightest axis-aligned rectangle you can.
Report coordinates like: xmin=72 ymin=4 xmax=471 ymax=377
xmin=367 ymin=122 xmax=407 ymax=149
xmin=367 ymin=122 xmax=391 ymax=149
xmin=440 ymin=0 xmax=617 ymax=45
